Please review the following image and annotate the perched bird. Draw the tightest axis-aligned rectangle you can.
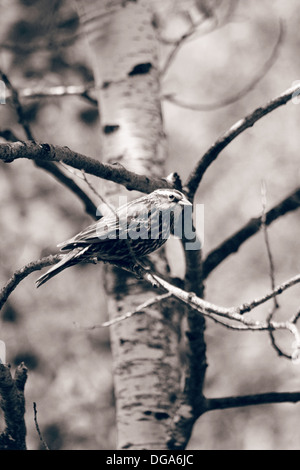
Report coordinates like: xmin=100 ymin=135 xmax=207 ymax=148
xmin=36 ymin=188 xmax=192 ymax=287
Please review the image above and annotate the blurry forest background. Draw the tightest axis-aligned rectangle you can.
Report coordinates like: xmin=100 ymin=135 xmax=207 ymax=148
xmin=0 ymin=0 xmax=299 ymax=450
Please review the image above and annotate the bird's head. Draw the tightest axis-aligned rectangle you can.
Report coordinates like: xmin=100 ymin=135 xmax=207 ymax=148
xmin=149 ymin=189 xmax=192 ymax=211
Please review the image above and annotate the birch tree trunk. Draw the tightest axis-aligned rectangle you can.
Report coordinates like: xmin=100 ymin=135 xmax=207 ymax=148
xmin=75 ymin=0 xmax=184 ymax=450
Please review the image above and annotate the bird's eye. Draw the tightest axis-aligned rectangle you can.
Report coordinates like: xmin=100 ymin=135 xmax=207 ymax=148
xmin=168 ymin=194 xmax=176 ymax=201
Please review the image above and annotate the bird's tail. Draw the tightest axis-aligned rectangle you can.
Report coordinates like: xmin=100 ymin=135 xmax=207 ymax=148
xmin=36 ymin=250 xmax=79 ymax=288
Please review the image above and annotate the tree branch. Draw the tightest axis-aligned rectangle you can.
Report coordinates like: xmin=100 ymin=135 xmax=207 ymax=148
xmin=75 ymin=292 xmax=172 ymax=329
xmin=205 ymin=391 xmax=300 ymax=413
xmin=6 ymin=84 xmax=98 ymax=106
xmin=147 ymin=272 xmax=300 ymax=361
xmin=0 ymin=70 xmax=99 ymax=219
xmin=0 ymin=255 xmax=61 ymax=311
xmin=0 ymin=140 xmax=174 ymax=194
xmin=151 ymin=271 xmax=300 ymax=319
xmin=185 ymin=83 xmax=300 ymax=199
xmin=203 ymin=187 xmax=300 ymax=279
xmin=167 ymin=390 xmax=300 ymax=447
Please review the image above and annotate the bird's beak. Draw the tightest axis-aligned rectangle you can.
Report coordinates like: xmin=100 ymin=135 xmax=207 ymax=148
xmin=179 ymin=197 xmax=192 ymax=206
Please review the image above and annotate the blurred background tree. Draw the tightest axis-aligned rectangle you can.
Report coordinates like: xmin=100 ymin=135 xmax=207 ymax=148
xmin=0 ymin=0 xmax=299 ymax=449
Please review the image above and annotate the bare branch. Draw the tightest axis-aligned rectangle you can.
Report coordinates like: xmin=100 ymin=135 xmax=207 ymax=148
xmin=0 ymin=71 xmax=34 ymax=141
xmin=203 ymin=187 xmax=300 ymax=279
xmin=158 ymin=0 xmax=238 ymax=46
xmin=261 ymin=181 xmax=278 ymax=305
xmin=2 ymin=253 xmax=299 ymax=364
xmin=33 ymin=402 xmax=49 ymax=450
xmin=159 ymin=0 xmax=241 ymax=79
xmin=260 ymin=180 xmax=290 ymax=358
xmin=185 ymin=83 xmax=300 ymax=199
xmin=151 ymin=272 xmax=300 ymax=317
xmin=0 ymin=70 xmax=99 ymax=219
xmin=42 ymin=163 xmax=99 ymax=219
xmin=3 ymin=250 xmax=299 ymax=354
xmin=169 ymin=378 xmax=300 ymax=449
xmin=205 ymin=391 xmax=300 ymax=413
xmin=160 ymin=19 xmax=205 ymax=77
xmin=147 ymin=272 xmax=300 ymax=360
xmin=11 ymin=84 xmax=98 ymax=106
xmin=0 ymin=255 xmax=61 ymax=311
xmin=76 ymin=293 xmax=172 ymax=329
xmin=237 ymin=274 xmax=300 ymax=314
xmin=0 ymin=140 xmax=174 ymax=194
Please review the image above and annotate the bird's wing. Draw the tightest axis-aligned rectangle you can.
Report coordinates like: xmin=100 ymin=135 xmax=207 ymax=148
xmin=58 ymin=216 xmax=120 ymax=250
xmin=58 ymin=202 xmax=153 ymax=250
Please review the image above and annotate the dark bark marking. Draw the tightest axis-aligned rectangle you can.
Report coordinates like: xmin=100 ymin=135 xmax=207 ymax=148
xmin=128 ymin=62 xmax=152 ymax=76
xmin=103 ymin=125 xmax=120 ymax=135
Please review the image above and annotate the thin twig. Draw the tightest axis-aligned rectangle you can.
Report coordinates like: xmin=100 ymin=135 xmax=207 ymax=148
xmin=146 ymin=272 xmax=300 ymax=358
xmin=237 ymin=274 xmax=300 ymax=314
xmin=0 ymin=71 xmax=34 ymax=140
xmin=158 ymin=0 xmax=238 ymax=46
xmin=160 ymin=19 xmax=205 ymax=77
xmin=0 ymin=255 xmax=61 ymax=310
xmin=290 ymin=307 xmax=300 ymax=325
xmin=260 ymin=180 xmax=288 ymax=357
xmin=33 ymin=402 xmax=49 ymax=450
xmin=261 ymin=180 xmax=278 ymax=304
xmin=80 ymin=170 xmax=116 ymax=216
xmin=76 ymin=293 xmax=172 ymax=329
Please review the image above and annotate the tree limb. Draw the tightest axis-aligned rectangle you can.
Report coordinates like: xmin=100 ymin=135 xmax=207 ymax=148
xmin=152 ymin=271 xmax=300 ymax=320
xmin=0 ymin=255 xmax=61 ymax=311
xmin=6 ymin=84 xmax=98 ymax=106
xmin=185 ymin=83 xmax=300 ymax=199
xmin=147 ymin=272 xmax=300 ymax=361
xmin=205 ymin=391 xmax=300 ymax=412
xmin=0 ymin=140 xmax=174 ymax=194
xmin=203 ymin=187 xmax=300 ymax=279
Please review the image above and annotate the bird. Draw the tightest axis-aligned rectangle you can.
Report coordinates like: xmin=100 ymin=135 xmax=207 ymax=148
xmin=36 ymin=188 xmax=192 ymax=287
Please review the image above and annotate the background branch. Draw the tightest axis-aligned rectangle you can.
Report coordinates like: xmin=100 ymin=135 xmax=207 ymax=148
xmin=185 ymin=83 xmax=300 ymax=199
xmin=205 ymin=391 xmax=300 ymax=413
xmin=203 ymin=187 xmax=300 ymax=279
xmin=0 ymin=255 xmax=61 ymax=311
xmin=6 ymin=84 xmax=98 ymax=106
